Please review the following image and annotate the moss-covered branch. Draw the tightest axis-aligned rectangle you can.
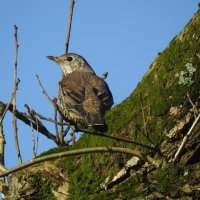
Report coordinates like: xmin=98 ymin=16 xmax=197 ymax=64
xmin=83 ymin=130 xmax=156 ymax=150
xmin=0 ymin=147 xmax=161 ymax=178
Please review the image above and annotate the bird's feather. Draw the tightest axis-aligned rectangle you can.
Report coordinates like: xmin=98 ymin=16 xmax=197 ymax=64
xmin=59 ymin=71 xmax=113 ymax=126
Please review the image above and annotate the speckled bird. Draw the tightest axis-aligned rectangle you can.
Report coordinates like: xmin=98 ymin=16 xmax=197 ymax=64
xmin=47 ymin=53 xmax=113 ymax=131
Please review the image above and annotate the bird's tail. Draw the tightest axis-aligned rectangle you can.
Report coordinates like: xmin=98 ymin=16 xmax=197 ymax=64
xmin=84 ymin=111 xmax=104 ymax=126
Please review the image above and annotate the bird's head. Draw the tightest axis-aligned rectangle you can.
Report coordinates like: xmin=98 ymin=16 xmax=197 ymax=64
xmin=47 ymin=53 xmax=95 ymax=75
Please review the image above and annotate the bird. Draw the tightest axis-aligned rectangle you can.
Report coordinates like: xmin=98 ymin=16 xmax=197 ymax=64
xmin=47 ymin=53 xmax=113 ymax=132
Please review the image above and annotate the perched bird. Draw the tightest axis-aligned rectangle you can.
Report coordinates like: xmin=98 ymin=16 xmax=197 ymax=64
xmin=47 ymin=53 xmax=113 ymax=131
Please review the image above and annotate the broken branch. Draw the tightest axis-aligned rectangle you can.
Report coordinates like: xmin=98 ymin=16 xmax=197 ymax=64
xmin=173 ymin=113 xmax=200 ymax=163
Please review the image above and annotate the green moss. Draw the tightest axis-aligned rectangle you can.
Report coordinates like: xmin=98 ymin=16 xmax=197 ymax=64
xmin=64 ymin=10 xmax=200 ymax=199
xmin=39 ymin=146 xmax=69 ymax=157
xmin=150 ymin=164 xmax=185 ymax=197
xmin=86 ymin=175 xmax=143 ymax=199
xmin=32 ymin=173 xmax=56 ymax=200
xmin=35 ymin=10 xmax=200 ymax=199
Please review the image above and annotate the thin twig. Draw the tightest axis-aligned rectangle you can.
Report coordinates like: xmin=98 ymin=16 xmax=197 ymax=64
xmin=0 ymin=124 xmax=6 ymax=174
xmin=24 ymin=104 xmax=56 ymax=143
xmin=173 ymin=113 xmax=200 ymax=163
xmin=0 ymin=146 xmax=161 ymax=178
xmin=35 ymin=121 xmax=39 ymax=157
xmin=35 ymin=75 xmax=52 ymax=103
xmin=83 ymin=129 xmax=156 ymax=151
xmin=139 ymin=94 xmax=155 ymax=145
xmin=63 ymin=125 xmax=71 ymax=138
xmin=52 ymin=97 xmax=59 ymax=143
xmin=58 ymin=0 xmax=75 ymax=143
xmin=70 ymin=131 xmax=76 ymax=145
xmin=65 ymin=0 xmax=75 ymax=53
xmin=187 ymin=92 xmax=199 ymax=117
xmin=35 ymin=75 xmax=70 ymax=144
xmin=30 ymin=122 xmax=36 ymax=159
xmin=0 ymin=79 xmax=20 ymax=125
xmin=24 ymin=104 xmax=67 ymax=126
xmin=13 ymin=25 xmax=22 ymax=164
xmin=139 ymin=94 xmax=148 ymax=137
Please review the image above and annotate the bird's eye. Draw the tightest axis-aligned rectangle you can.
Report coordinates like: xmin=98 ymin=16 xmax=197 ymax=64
xmin=67 ymin=56 xmax=73 ymax=61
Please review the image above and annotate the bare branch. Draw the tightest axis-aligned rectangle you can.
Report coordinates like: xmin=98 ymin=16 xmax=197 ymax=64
xmin=30 ymin=122 xmax=36 ymax=159
xmin=187 ymin=92 xmax=199 ymax=117
xmin=82 ymin=129 xmax=156 ymax=151
xmin=35 ymin=75 xmax=71 ymax=144
xmin=24 ymin=103 xmax=67 ymax=126
xmin=63 ymin=125 xmax=70 ymax=138
xmin=24 ymin=104 xmax=59 ymax=144
xmin=35 ymin=74 xmax=52 ymax=104
xmin=35 ymin=124 xmax=39 ymax=157
xmin=13 ymin=25 xmax=22 ymax=164
xmin=0 ymin=146 xmax=161 ymax=178
xmin=1 ymin=101 xmax=60 ymax=145
xmin=0 ymin=99 xmax=159 ymax=152
xmin=65 ymin=0 xmax=75 ymax=53
xmin=58 ymin=0 xmax=75 ymax=139
xmin=173 ymin=113 xmax=200 ymax=163
xmin=53 ymin=97 xmax=59 ymax=143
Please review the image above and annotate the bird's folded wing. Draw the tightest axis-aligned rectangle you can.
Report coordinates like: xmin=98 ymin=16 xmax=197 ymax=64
xmin=59 ymin=71 xmax=114 ymax=119
xmin=89 ymin=77 xmax=114 ymax=111
xmin=59 ymin=75 xmax=86 ymax=118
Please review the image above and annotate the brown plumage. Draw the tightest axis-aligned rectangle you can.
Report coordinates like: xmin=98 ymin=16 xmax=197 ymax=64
xmin=47 ymin=53 xmax=113 ymax=132
xmin=59 ymin=71 xmax=113 ymax=131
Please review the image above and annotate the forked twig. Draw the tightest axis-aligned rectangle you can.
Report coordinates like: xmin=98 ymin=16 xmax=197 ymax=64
xmin=24 ymin=103 xmax=67 ymax=126
xmin=187 ymin=92 xmax=199 ymax=117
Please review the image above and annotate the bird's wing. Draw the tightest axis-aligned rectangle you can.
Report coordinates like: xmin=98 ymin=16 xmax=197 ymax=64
xmin=59 ymin=72 xmax=86 ymax=118
xmin=59 ymin=71 xmax=113 ymax=126
xmin=88 ymin=74 xmax=114 ymax=111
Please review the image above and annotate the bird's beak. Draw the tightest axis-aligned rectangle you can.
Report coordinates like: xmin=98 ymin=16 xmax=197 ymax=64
xmin=47 ymin=56 xmax=58 ymax=62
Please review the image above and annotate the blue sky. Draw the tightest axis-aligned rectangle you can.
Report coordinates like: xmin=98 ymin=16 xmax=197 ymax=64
xmin=0 ymin=1 xmax=199 ymax=168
